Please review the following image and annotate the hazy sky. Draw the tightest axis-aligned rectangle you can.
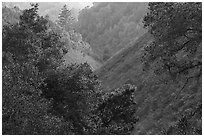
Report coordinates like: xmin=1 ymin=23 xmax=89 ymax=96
xmin=4 ymin=2 xmax=93 ymax=10
xmin=71 ymin=2 xmax=93 ymax=9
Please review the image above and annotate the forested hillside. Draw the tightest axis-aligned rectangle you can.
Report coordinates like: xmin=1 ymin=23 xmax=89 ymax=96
xmin=2 ymin=2 xmax=202 ymax=135
xmin=96 ymin=2 xmax=202 ymax=134
xmin=2 ymin=3 xmax=138 ymax=135
xmin=2 ymin=3 xmax=101 ymax=69
xmin=77 ymin=2 xmax=148 ymax=61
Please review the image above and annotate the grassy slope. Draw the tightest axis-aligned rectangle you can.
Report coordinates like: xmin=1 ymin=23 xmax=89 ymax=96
xmin=95 ymin=33 xmax=202 ymax=134
xmin=63 ymin=49 xmax=102 ymax=71
xmin=94 ymin=33 xmax=153 ymax=91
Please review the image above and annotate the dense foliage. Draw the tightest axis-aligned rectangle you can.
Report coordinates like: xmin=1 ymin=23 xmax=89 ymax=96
xmin=163 ymin=103 xmax=202 ymax=135
xmin=142 ymin=2 xmax=202 ymax=80
xmin=41 ymin=63 xmax=101 ymax=134
xmin=41 ymin=68 xmax=138 ymax=135
xmin=3 ymin=3 xmax=65 ymax=73
xmin=77 ymin=2 xmax=148 ymax=61
xmin=142 ymin=3 xmax=202 ymax=134
xmin=2 ymin=3 xmax=69 ymax=134
xmin=96 ymin=84 xmax=138 ymax=134
xmin=2 ymin=4 xmax=138 ymax=135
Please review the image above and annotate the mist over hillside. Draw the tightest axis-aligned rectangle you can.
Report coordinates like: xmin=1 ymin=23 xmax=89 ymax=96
xmin=3 ymin=2 xmax=93 ymax=21
xmin=77 ymin=2 xmax=148 ymax=62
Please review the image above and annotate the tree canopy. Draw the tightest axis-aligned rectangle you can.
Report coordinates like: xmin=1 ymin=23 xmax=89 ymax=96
xmin=141 ymin=2 xmax=202 ymax=135
xmin=142 ymin=2 xmax=202 ymax=80
xmin=2 ymin=3 xmax=139 ymax=135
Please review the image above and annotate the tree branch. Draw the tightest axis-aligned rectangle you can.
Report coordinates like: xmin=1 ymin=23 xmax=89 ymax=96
xmin=186 ymin=28 xmax=202 ymax=34
xmin=175 ymin=61 xmax=201 ymax=75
